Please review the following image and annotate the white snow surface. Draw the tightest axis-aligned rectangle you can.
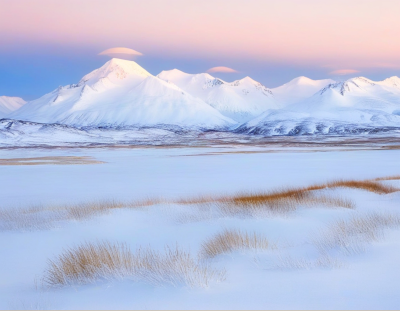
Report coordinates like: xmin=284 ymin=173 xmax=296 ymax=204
xmin=0 ymin=96 xmax=26 ymax=117
xmin=239 ymin=76 xmax=400 ymax=135
xmin=4 ymin=59 xmax=400 ymax=138
xmin=271 ymin=76 xmax=335 ymax=106
xmin=158 ymin=69 xmax=280 ymax=122
xmin=1 ymin=147 xmax=400 ymax=309
xmin=9 ymin=59 xmax=235 ymax=128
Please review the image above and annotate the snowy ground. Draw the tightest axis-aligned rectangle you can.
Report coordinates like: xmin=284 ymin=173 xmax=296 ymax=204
xmin=1 ymin=146 xmax=400 ymax=309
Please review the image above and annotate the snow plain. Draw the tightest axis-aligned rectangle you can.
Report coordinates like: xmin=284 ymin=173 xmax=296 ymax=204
xmin=1 ymin=146 xmax=400 ymax=310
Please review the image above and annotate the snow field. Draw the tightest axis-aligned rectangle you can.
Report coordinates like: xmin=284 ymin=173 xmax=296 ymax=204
xmin=1 ymin=147 xmax=400 ymax=309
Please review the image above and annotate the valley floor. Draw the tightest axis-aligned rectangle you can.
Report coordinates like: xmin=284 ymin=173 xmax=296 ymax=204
xmin=1 ymin=145 xmax=400 ymax=309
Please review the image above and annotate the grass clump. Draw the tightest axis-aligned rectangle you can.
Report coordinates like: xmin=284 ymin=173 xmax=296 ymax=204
xmin=0 ymin=198 xmax=163 ymax=231
xmin=42 ymin=241 xmax=225 ymax=288
xmin=216 ymin=190 xmax=354 ymax=217
xmin=315 ymin=212 xmax=400 ymax=255
xmin=324 ymin=180 xmax=398 ymax=194
xmin=201 ymin=229 xmax=270 ymax=258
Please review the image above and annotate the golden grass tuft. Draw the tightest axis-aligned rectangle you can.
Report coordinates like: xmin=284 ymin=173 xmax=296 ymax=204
xmin=42 ymin=241 xmax=225 ymax=288
xmin=323 ymin=180 xmax=398 ymax=194
xmin=374 ymin=175 xmax=400 ymax=181
xmin=201 ymin=229 xmax=270 ymax=258
xmin=315 ymin=212 xmax=400 ymax=255
xmin=178 ymin=177 xmax=398 ymax=217
xmin=43 ymin=241 xmax=134 ymax=286
xmin=1 ymin=175 xmax=398 ymax=231
xmin=215 ymin=190 xmax=354 ymax=216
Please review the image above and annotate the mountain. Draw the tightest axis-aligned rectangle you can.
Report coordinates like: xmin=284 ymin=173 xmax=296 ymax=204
xmin=0 ymin=96 xmax=26 ymax=117
xmin=10 ymin=59 xmax=235 ymax=128
xmin=157 ymin=69 xmax=279 ymax=122
xmin=271 ymin=76 xmax=335 ymax=106
xmin=236 ymin=76 xmax=400 ymax=135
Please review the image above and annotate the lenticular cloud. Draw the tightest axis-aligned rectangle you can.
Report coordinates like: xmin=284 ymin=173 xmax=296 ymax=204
xmin=207 ymin=66 xmax=237 ymax=73
xmin=99 ymin=47 xmax=143 ymax=57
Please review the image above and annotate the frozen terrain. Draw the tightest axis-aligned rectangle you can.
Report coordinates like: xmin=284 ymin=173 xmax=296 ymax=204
xmin=9 ymin=59 xmax=234 ymax=128
xmin=237 ymin=77 xmax=400 ymax=135
xmin=1 ymin=146 xmax=400 ymax=309
xmin=0 ymin=96 xmax=26 ymax=117
xmin=158 ymin=70 xmax=279 ymax=122
xmin=2 ymin=59 xmax=400 ymax=143
xmin=270 ymin=76 xmax=335 ymax=106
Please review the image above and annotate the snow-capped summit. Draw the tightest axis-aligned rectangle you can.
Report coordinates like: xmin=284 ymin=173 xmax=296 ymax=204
xmin=158 ymin=70 xmax=279 ymax=123
xmin=9 ymin=59 xmax=235 ymax=128
xmin=237 ymin=75 xmax=400 ymax=136
xmin=80 ymin=58 xmax=151 ymax=87
xmin=319 ymin=77 xmax=377 ymax=96
xmin=0 ymin=96 xmax=26 ymax=117
xmin=378 ymin=76 xmax=400 ymax=88
xmin=289 ymin=76 xmax=400 ymax=114
xmin=271 ymin=76 xmax=335 ymax=106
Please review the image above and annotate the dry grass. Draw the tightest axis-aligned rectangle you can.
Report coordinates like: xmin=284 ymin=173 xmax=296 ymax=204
xmin=0 ymin=156 xmax=103 ymax=165
xmin=374 ymin=175 xmax=400 ymax=181
xmin=324 ymin=180 xmax=398 ymax=194
xmin=315 ymin=212 xmax=400 ymax=255
xmin=2 ymin=176 xmax=398 ymax=231
xmin=201 ymin=229 xmax=270 ymax=258
xmin=274 ymin=255 xmax=345 ymax=270
xmin=217 ymin=191 xmax=354 ymax=216
xmin=176 ymin=177 xmax=398 ymax=217
xmin=42 ymin=241 xmax=225 ymax=288
xmin=0 ymin=198 xmax=165 ymax=231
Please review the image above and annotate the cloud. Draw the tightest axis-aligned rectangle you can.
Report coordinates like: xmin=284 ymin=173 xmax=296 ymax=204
xmin=207 ymin=66 xmax=237 ymax=73
xmin=329 ymin=69 xmax=360 ymax=75
xmin=98 ymin=47 xmax=143 ymax=57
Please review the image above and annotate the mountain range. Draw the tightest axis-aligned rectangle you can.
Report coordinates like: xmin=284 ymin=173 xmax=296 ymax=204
xmin=2 ymin=58 xmax=400 ymax=137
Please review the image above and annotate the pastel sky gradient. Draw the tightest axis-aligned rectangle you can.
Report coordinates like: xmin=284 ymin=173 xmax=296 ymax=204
xmin=1 ymin=0 xmax=399 ymax=99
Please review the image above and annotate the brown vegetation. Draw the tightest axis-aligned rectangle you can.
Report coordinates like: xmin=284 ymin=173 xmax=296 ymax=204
xmin=323 ymin=180 xmax=398 ymax=194
xmin=0 ymin=156 xmax=103 ymax=165
xmin=1 ymin=176 xmax=398 ymax=231
xmin=315 ymin=212 xmax=400 ymax=255
xmin=374 ymin=175 xmax=400 ymax=181
xmin=176 ymin=177 xmax=397 ymax=216
xmin=201 ymin=229 xmax=270 ymax=258
xmin=218 ymin=190 xmax=354 ymax=215
xmin=42 ymin=241 xmax=226 ymax=288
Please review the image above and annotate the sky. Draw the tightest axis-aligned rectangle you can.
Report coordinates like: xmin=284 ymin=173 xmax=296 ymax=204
xmin=1 ymin=0 xmax=400 ymax=100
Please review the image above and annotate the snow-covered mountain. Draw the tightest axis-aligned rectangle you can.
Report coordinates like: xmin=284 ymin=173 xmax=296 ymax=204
xmin=0 ymin=96 xmax=26 ymax=117
xmin=5 ymin=60 xmax=400 ymax=139
xmin=237 ymin=76 xmax=400 ymax=135
xmin=10 ymin=59 xmax=235 ymax=128
xmin=157 ymin=69 xmax=279 ymax=122
xmin=271 ymin=76 xmax=335 ymax=106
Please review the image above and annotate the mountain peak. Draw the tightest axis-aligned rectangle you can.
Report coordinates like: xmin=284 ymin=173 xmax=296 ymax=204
xmin=158 ymin=69 xmax=216 ymax=82
xmin=240 ymin=76 xmax=259 ymax=84
xmin=0 ymin=96 xmax=26 ymax=116
xmin=381 ymin=76 xmax=400 ymax=88
xmin=348 ymin=76 xmax=375 ymax=85
xmin=319 ymin=77 xmax=375 ymax=96
xmin=79 ymin=58 xmax=151 ymax=86
xmin=291 ymin=76 xmax=313 ymax=84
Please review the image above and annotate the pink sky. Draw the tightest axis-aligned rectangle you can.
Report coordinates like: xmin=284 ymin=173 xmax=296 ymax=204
xmin=1 ymin=0 xmax=399 ymax=70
